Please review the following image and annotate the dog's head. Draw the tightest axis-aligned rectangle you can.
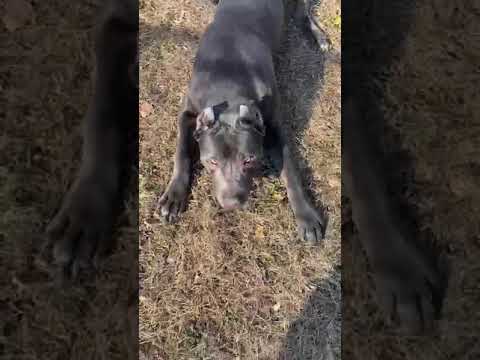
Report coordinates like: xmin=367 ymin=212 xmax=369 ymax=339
xmin=194 ymin=101 xmax=266 ymax=210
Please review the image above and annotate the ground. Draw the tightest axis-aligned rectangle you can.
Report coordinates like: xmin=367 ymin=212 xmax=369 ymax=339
xmin=139 ymin=0 xmax=341 ymax=359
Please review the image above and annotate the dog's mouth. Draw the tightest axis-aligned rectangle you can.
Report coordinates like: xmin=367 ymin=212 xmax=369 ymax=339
xmin=216 ymin=203 xmax=248 ymax=213
xmin=214 ymin=196 xmax=249 ymax=212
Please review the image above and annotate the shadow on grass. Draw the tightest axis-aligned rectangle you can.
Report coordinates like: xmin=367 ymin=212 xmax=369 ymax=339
xmin=279 ymin=274 xmax=340 ymax=360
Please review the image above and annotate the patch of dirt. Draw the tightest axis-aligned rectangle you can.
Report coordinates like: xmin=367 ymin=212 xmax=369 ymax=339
xmin=139 ymin=0 xmax=341 ymax=359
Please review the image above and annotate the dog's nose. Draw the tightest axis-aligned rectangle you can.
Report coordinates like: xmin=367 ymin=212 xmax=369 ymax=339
xmin=217 ymin=193 xmax=246 ymax=211
xmin=218 ymin=197 xmax=242 ymax=210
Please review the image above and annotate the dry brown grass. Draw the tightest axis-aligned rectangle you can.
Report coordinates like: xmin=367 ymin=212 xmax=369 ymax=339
xmin=139 ymin=0 xmax=341 ymax=359
xmin=1 ymin=1 xmax=137 ymax=359
xmin=343 ymin=0 xmax=480 ymax=358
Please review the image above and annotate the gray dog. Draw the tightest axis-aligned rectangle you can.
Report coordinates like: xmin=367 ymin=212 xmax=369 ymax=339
xmin=158 ymin=0 xmax=330 ymax=243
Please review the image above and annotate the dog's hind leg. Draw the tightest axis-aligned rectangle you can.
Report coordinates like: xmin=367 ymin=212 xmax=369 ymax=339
xmin=296 ymin=0 xmax=331 ymax=51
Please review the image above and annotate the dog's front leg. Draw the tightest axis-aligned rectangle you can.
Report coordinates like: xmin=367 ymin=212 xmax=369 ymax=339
xmin=279 ymin=143 xmax=326 ymax=243
xmin=47 ymin=15 xmax=138 ymax=278
xmin=157 ymin=100 xmax=197 ymax=223
xmin=265 ymin=99 xmax=326 ymax=243
xmin=295 ymin=0 xmax=331 ymax=51
xmin=343 ymin=99 xmax=443 ymax=333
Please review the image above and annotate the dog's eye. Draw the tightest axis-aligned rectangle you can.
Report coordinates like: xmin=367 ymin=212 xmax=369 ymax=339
xmin=240 ymin=118 xmax=252 ymax=126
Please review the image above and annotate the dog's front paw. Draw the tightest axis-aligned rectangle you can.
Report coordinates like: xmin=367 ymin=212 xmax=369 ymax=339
xmin=295 ymin=203 xmax=326 ymax=243
xmin=157 ymin=177 xmax=189 ymax=223
xmin=46 ymin=172 xmax=118 ymax=280
xmin=373 ymin=234 xmax=444 ymax=334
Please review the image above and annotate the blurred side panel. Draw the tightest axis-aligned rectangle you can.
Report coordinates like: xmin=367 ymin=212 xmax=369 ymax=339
xmin=1 ymin=0 xmax=139 ymax=359
xmin=343 ymin=0 xmax=480 ymax=358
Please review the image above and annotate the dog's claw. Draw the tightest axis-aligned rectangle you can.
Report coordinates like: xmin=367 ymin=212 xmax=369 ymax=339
xmin=157 ymin=178 xmax=189 ymax=223
xmin=372 ymin=234 xmax=444 ymax=334
xmin=295 ymin=205 xmax=326 ymax=243
xmin=46 ymin=174 xmax=116 ymax=281
xmin=376 ymin=279 xmax=437 ymax=334
xmin=318 ymin=39 xmax=331 ymax=52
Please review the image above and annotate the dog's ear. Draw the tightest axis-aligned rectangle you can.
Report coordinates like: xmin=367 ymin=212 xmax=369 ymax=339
xmin=194 ymin=101 xmax=229 ymax=140
xmin=196 ymin=107 xmax=216 ymax=132
xmin=238 ymin=104 xmax=266 ymax=136
xmin=239 ymin=104 xmax=249 ymax=118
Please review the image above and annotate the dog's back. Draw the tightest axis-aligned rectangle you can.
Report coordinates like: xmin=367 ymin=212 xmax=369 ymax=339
xmin=213 ymin=0 xmax=284 ymax=50
xmin=188 ymin=0 xmax=285 ymax=109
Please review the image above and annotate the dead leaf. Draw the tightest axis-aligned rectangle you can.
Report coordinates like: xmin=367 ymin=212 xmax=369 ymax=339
xmin=255 ymin=225 xmax=265 ymax=240
xmin=3 ymin=0 xmax=35 ymax=32
xmin=272 ymin=192 xmax=285 ymax=201
xmin=272 ymin=302 xmax=281 ymax=312
xmin=140 ymin=101 xmax=154 ymax=118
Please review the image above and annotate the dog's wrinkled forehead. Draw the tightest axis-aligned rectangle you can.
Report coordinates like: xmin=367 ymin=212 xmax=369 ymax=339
xmin=217 ymin=107 xmax=241 ymax=128
xmin=215 ymin=103 xmax=251 ymax=126
xmin=196 ymin=101 xmax=265 ymax=161
xmin=201 ymin=126 xmax=260 ymax=160
xmin=195 ymin=101 xmax=265 ymax=134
